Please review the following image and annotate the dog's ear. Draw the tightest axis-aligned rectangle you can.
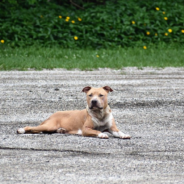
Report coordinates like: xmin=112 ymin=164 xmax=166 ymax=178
xmin=82 ymin=86 xmax=91 ymax=93
xmin=103 ymin=86 xmax=113 ymax=93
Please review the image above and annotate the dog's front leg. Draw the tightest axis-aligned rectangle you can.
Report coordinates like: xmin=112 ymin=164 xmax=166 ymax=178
xmin=109 ymin=119 xmax=131 ymax=139
xmin=82 ymin=117 xmax=109 ymax=139
xmin=82 ymin=126 xmax=109 ymax=139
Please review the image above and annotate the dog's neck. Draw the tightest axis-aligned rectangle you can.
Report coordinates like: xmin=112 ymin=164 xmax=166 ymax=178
xmin=86 ymin=105 xmax=111 ymax=120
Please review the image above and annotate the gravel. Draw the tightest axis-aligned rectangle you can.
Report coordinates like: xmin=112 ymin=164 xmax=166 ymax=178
xmin=0 ymin=67 xmax=184 ymax=184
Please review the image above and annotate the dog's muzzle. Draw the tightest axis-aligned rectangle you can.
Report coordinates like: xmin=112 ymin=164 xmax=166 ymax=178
xmin=89 ymin=100 xmax=103 ymax=109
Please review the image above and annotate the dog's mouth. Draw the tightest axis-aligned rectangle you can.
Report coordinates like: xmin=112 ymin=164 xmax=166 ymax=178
xmin=89 ymin=105 xmax=103 ymax=110
xmin=89 ymin=99 xmax=103 ymax=110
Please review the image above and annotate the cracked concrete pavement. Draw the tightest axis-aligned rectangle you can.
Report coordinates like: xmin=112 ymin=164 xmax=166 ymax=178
xmin=0 ymin=68 xmax=184 ymax=183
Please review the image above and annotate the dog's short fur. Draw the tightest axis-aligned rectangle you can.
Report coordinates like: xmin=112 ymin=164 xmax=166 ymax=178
xmin=17 ymin=86 xmax=131 ymax=139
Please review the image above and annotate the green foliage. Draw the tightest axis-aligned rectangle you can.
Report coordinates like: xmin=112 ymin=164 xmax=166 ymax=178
xmin=1 ymin=0 xmax=184 ymax=48
xmin=0 ymin=43 xmax=184 ymax=70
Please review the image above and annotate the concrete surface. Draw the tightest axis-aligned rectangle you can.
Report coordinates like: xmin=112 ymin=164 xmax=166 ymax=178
xmin=0 ymin=68 xmax=184 ymax=184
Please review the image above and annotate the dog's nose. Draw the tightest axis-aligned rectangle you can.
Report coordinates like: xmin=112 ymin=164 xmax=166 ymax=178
xmin=91 ymin=100 xmax=97 ymax=105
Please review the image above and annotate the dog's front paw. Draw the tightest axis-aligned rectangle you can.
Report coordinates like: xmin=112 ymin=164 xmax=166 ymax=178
xmin=120 ymin=134 xmax=131 ymax=139
xmin=118 ymin=131 xmax=131 ymax=139
xmin=112 ymin=131 xmax=131 ymax=139
xmin=98 ymin=133 xmax=109 ymax=139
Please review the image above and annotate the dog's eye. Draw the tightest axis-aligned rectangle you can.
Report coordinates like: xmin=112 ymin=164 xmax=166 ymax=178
xmin=89 ymin=94 xmax=93 ymax=97
xmin=99 ymin=94 xmax=104 ymax=97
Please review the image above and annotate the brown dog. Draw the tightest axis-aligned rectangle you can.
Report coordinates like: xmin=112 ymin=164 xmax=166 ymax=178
xmin=17 ymin=86 xmax=131 ymax=139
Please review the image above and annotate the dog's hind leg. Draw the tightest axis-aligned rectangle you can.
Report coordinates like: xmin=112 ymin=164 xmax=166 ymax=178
xmin=17 ymin=124 xmax=58 ymax=134
xmin=56 ymin=128 xmax=80 ymax=135
xmin=56 ymin=128 xmax=66 ymax=134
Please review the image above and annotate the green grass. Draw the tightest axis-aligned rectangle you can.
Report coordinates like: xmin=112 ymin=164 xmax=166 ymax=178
xmin=0 ymin=43 xmax=184 ymax=70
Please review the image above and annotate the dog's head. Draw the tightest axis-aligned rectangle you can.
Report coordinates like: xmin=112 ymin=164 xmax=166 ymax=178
xmin=82 ymin=86 xmax=113 ymax=110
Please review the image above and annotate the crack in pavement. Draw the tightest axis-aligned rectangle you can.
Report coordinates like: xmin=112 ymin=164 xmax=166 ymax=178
xmin=0 ymin=146 xmax=111 ymax=156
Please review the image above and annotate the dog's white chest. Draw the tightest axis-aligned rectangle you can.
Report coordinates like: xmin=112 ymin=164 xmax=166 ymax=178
xmin=92 ymin=113 xmax=113 ymax=131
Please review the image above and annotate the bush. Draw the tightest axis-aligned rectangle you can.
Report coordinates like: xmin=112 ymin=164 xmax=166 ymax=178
xmin=1 ymin=0 xmax=184 ymax=48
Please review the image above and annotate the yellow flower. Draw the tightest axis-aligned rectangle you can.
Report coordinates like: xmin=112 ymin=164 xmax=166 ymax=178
xmin=74 ymin=36 xmax=78 ymax=40
xmin=78 ymin=17 xmax=82 ymax=21
xmin=155 ymin=33 xmax=158 ymax=36
xmin=132 ymin=21 xmax=135 ymax=24
xmin=96 ymin=55 xmax=99 ymax=58
xmin=168 ymin=29 xmax=172 ymax=33
xmin=71 ymin=20 xmax=75 ymax=23
xmin=156 ymin=7 xmax=160 ymax=11
xmin=164 ymin=17 xmax=168 ymax=20
xmin=181 ymin=30 xmax=184 ymax=33
xmin=59 ymin=15 xmax=62 ymax=19
xmin=1 ymin=40 xmax=4 ymax=44
xmin=165 ymin=33 xmax=168 ymax=36
xmin=163 ymin=11 xmax=165 ymax=14
xmin=65 ymin=16 xmax=70 ymax=22
xmin=143 ymin=46 xmax=147 ymax=49
xmin=146 ymin=31 xmax=150 ymax=35
xmin=40 ymin=15 xmax=43 ymax=18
